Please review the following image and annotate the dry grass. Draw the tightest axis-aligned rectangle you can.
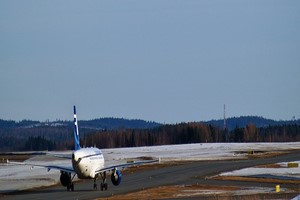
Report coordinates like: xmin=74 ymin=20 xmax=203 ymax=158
xmin=96 ymin=184 xmax=241 ymax=200
xmin=246 ymin=151 xmax=288 ymax=159
xmin=0 ymin=154 xmax=31 ymax=163
xmin=253 ymin=163 xmax=283 ymax=168
xmin=96 ymin=184 xmax=298 ymax=200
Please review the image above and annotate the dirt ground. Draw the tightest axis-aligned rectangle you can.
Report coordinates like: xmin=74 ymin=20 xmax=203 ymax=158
xmin=0 ymin=155 xmax=31 ymax=163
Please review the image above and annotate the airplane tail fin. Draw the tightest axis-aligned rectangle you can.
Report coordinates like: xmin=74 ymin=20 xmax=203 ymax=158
xmin=73 ymin=105 xmax=81 ymax=150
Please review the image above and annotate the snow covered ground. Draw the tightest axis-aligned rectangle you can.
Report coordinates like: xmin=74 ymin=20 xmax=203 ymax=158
xmin=1 ymin=142 xmax=300 ymax=193
xmin=220 ymin=161 xmax=300 ymax=179
xmin=102 ymin=142 xmax=300 ymax=162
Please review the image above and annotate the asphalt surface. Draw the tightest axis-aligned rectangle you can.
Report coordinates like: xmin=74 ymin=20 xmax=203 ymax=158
xmin=1 ymin=150 xmax=300 ymax=200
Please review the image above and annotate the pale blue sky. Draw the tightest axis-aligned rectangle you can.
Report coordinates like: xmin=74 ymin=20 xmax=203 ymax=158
xmin=1 ymin=0 xmax=299 ymax=123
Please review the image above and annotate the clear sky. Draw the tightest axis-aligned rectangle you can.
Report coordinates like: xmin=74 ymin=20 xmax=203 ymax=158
xmin=1 ymin=0 xmax=299 ymax=123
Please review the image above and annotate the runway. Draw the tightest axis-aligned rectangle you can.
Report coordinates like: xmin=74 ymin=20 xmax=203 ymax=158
xmin=1 ymin=150 xmax=300 ymax=200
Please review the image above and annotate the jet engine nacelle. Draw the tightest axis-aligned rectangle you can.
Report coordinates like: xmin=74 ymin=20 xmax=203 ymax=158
xmin=111 ymin=169 xmax=122 ymax=186
xmin=60 ymin=171 xmax=71 ymax=187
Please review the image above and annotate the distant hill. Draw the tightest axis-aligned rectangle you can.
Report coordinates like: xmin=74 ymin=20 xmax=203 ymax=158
xmin=0 ymin=118 xmax=161 ymax=151
xmin=79 ymin=118 xmax=161 ymax=130
xmin=0 ymin=118 xmax=161 ymax=130
xmin=1 ymin=116 xmax=300 ymax=131
xmin=204 ymin=116 xmax=300 ymax=130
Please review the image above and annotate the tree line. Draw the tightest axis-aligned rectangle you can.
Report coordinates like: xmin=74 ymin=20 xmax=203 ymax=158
xmin=83 ymin=123 xmax=300 ymax=149
xmin=1 ymin=123 xmax=300 ymax=151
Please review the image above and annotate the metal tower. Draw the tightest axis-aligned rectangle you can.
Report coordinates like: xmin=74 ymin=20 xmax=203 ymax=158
xmin=223 ymin=104 xmax=226 ymax=130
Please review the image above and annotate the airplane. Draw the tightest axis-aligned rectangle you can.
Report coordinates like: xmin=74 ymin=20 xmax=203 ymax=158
xmin=8 ymin=106 xmax=158 ymax=191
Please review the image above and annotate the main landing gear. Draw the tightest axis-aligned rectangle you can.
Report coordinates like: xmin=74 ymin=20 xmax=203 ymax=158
xmin=67 ymin=182 xmax=74 ymax=191
xmin=94 ymin=171 xmax=108 ymax=191
xmin=60 ymin=171 xmax=76 ymax=191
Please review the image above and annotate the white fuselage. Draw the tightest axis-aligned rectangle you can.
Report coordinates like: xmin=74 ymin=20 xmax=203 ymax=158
xmin=72 ymin=147 xmax=104 ymax=179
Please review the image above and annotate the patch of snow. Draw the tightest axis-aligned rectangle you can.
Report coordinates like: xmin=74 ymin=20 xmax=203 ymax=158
xmin=291 ymin=194 xmax=300 ymax=200
xmin=176 ymin=189 xmax=225 ymax=197
xmin=220 ymin=161 xmax=300 ymax=179
xmin=0 ymin=158 xmax=72 ymax=192
xmin=102 ymin=142 xmax=300 ymax=162
xmin=176 ymin=187 xmax=282 ymax=197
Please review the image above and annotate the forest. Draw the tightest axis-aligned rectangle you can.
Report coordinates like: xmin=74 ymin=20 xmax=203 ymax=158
xmin=83 ymin=123 xmax=300 ymax=149
xmin=0 ymin=116 xmax=300 ymax=151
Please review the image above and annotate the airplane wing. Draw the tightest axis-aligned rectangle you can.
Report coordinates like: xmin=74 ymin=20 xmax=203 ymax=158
xmin=7 ymin=160 xmax=75 ymax=174
xmin=45 ymin=152 xmax=72 ymax=159
xmin=96 ymin=159 xmax=159 ymax=174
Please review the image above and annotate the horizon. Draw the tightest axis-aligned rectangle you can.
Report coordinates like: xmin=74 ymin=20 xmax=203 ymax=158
xmin=1 ymin=115 xmax=299 ymax=124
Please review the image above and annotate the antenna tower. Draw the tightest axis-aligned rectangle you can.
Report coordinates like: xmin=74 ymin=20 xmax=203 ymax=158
xmin=223 ymin=104 xmax=226 ymax=130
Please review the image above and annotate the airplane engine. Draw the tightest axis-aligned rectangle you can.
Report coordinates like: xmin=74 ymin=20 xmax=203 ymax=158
xmin=111 ymin=169 xmax=122 ymax=186
xmin=60 ymin=171 xmax=71 ymax=187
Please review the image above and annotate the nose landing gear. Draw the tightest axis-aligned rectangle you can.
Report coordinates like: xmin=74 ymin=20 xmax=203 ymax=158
xmin=93 ymin=171 xmax=108 ymax=191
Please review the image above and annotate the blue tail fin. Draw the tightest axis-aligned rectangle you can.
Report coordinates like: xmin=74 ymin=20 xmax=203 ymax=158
xmin=73 ymin=106 xmax=81 ymax=150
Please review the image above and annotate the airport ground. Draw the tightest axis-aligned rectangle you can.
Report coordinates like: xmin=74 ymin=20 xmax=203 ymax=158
xmin=1 ymin=150 xmax=300 ymax=200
